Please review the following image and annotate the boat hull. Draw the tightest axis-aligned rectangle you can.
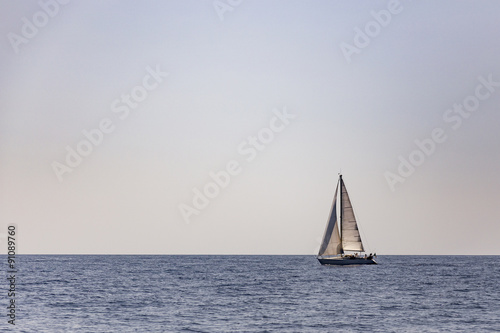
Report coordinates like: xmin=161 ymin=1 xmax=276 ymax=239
xmin=318 ymin=257 xmax=377 ymax=265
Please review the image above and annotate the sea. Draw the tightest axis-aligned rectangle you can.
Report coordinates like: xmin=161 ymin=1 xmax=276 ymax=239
xmin=5 ymin=255 xmax=500 ymax=332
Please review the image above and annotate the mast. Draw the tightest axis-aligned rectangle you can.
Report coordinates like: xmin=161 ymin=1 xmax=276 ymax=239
xmin=339 ymin=174 xmax=343 ymax=246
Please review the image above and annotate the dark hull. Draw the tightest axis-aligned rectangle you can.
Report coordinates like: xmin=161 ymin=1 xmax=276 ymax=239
xmin=318 ymin=257 xmax=377 ymax=265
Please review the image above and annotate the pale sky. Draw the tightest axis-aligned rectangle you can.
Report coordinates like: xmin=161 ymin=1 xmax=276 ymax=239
xmin=1 ymin=0 xmax=499 ymax=255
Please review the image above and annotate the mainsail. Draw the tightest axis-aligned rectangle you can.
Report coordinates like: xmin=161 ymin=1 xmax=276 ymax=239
xmin=318 ymin=175 xmax=365 ymax=257
xmin=340 ymin=179 xmax=364 ymax=252
xmin=317 ymin=184 xmax=343 ymax=256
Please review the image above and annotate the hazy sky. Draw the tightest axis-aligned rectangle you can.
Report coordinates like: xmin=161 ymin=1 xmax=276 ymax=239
xmin=1 ymin=0 xmax=499 ymax=255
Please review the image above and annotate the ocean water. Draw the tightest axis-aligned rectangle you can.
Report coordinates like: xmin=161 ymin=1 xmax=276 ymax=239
xmin=6 ymin=255 xmax=500 ymax=332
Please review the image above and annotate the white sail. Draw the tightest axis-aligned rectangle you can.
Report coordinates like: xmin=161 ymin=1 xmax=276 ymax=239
xmin=318 ymin=184 xmax=343 ymax=256
xmin=340 ymin=179 xmax=364 ymax=252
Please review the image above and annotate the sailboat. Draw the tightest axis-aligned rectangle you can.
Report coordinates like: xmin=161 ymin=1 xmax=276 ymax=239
xmin=317 ymin=174 xmax=377 ymax=265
